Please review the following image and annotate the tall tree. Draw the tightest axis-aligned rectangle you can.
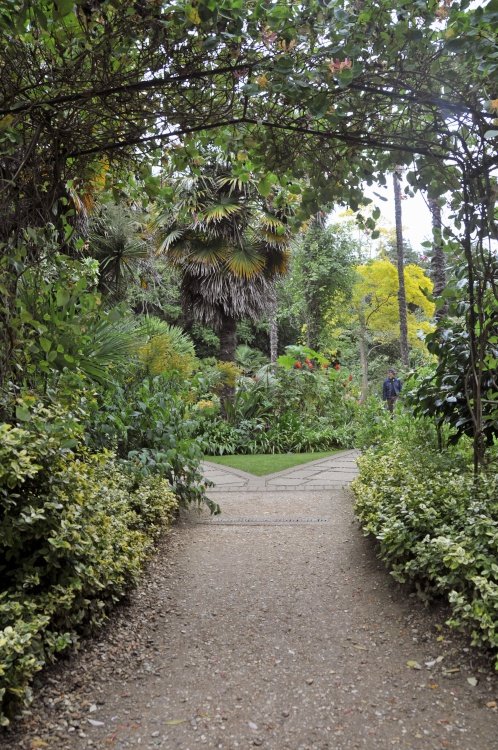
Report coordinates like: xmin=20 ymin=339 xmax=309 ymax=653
xmin=288 ymin=219 xmax=359 ymax=350
xmin=348 ymin=260 xmax=434 ymax=399
xmin=268 ymin=288 xmax=278 ymax=364
xmin=427 ymin=197 xmax=447 ymax=321
xmin=157 ymin=168 xmax=293 ymax=367
xmin=393 ymin=168 xmax=410 ymax=367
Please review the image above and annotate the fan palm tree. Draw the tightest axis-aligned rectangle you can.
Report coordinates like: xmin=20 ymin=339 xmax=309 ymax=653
xmin=86 ymin=203 xmax=149 ymax=300
xmin=157 ymin=169 xmax=293 ymax=366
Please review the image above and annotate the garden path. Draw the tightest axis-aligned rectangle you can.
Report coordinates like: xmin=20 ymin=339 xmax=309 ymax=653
xmin=3 ymin=451 xmax=497 ymax=750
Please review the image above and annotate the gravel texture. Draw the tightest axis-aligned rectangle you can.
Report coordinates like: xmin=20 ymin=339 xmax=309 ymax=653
xmin=2 ymin=452 xmax=497 ymax=750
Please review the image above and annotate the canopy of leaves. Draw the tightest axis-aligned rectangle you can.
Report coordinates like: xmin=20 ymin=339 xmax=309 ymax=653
xmin=2 ymin=0 xmax=497 ymax=232
xmin=283 ymin=218 xmax=360 ymax=349
xmin=352 ymin=259 xmax=435 ymax=349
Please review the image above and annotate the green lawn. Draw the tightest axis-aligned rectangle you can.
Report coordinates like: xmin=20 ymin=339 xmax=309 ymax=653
xmin=203 ymin=450 xmax=341 ymax=476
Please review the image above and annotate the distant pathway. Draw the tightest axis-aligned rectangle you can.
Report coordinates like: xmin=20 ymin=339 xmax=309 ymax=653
xmin=3 ymin=450 xmax=497 ymax=750
xmin=201 ymin=450 xmax=359 ymax=492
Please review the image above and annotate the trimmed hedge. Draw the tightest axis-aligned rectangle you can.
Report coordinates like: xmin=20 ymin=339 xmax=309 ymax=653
xmin=352 ymin=440 xmax=498 ymax=665
xmin=0 ymin=417 xmax=177 ymax=725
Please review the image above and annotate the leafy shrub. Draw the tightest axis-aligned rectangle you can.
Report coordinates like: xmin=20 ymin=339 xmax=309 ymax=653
xmin=199 ymin=411 xmax=343 ymax=455
xmin=235 ymin=344 xmax=268 ymax=375
xmin=196 ymin=359 xmax=358 ymax=456
xmin=89 ymin=375 xmax=212 ymax=509
xmin=198 ymin=418 xmax=239 ymax=455
xmin=0 ymin=405 xmax=178 ymax=725
xmin=215 ymin=360 xmax=242 ymax=389
xmin=15 ymin=248 xmax=139 ymax=388
xmin=352 ymin=429 xmax=498 ymax=665
xmin=277 ymin=344 xmax=330 ymax=370
xmin=137 ymin=317 xmax=197 ymax=378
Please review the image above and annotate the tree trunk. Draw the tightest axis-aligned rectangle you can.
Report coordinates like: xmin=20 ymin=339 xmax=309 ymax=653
xmin=393 ymin=168 xmax=410 ymax=367
xmin=358 ymin=314 xmax=369 ymax=403
xmin=269 ymin=289 xmax=278 ymax=365
xmin=428 ymin=197 xmax=447 ymax=321
xmin=219 ymin=315 xmax=237 ymax=362
xmin=219 ymin=315 xmax=237 ymax=411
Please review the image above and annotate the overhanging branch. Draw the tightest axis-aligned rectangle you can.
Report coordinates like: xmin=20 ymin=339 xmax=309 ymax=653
xmin=67 ymin=116 xmax=446 ymax=160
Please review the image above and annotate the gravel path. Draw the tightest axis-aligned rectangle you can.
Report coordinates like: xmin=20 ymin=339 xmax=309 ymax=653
xmin=3 ymin=451 xmax=497 ymax=750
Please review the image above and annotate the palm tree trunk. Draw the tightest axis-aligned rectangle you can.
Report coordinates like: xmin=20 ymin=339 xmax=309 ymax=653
xmin=393 ymin=168 xmax=410 ymax=367
xmin=219 ymin=315 xmax=237 ymax=362
xmin=219 ymin=314 xmax=237 ymax=411
xmin=428 ymin=197 xmax=447 ymax=321
xmin=269 ymin=289 xmax=278 ymax=364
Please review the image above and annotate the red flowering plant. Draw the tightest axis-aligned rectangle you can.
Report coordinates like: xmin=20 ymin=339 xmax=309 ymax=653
xmin=278 ymin=345 xmax=328 ymax=372
xmin=278 ymin=345 xmax=356 ymax=396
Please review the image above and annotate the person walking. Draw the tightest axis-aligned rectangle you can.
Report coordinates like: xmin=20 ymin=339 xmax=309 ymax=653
xmin=382 ymin=368 xmax=402 ymax=413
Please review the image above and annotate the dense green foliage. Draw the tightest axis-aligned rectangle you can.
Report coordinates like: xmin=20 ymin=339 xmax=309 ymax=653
xmin=406 ymin=258 xmax=498 ymax=458
xmin=196 ymin=353 xmax=358 ymax=455
xmin=0 ymin=404 xmax=177 ymax=725
xmin=0 ymin=240 xmax=211 ymax=722
xmin=90 ymin=374 xmax=214 ymax=511
xmin=1 ymin=0 xmax=498 ymax=726
xmin=281 ymin=221 xmax=359 ymax=350
xmin=352 ymin=416 xmax=498 ymax=664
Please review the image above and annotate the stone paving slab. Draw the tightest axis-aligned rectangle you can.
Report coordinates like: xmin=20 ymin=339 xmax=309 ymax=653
xmin=201 ymin=450 xmax=361 ymax=491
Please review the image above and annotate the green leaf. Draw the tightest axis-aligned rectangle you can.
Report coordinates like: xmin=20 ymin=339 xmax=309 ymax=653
xmin=54 ymin=0 xmax=75 ymax=18
xmin=257 ymin=173 xmax=278 ymax=197
xmin=15 ymin=405 xmax=31 ymax=422
xmin=337 ymin=68 xmax=354 ymax=87
xmin=56 ymin=288 xmax=70 ymax=307
xmin=288 ymin=183 xmax=302 ymax=195
xmin=274 ymin=56 xmax=294 ymax=74
xmin=40 ymin=337 xmax=51 ymax=353
xmin=309 ymin=92 xmax=330 ymax=118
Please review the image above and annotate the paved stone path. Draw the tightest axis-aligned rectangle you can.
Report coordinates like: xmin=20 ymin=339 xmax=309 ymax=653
xmin=201 ymin=451 xmax=360 ymax=492
xmin=3 ymin=451 xmax=497 ymax=750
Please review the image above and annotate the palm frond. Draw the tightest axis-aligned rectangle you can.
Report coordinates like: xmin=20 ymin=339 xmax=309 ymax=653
xmin=262 ymin=247 xmax=291 ymax=277
xmin=217 ymin=175 xmax=252 ymax=195
xmin=199 ymin=199 xmax=243 ymax=224
xmin=158 ymin=227 xmax=185 ymax=252
xmin=78 ymin=318 xmax=141 ymax=383
xmin=138 ymin=316 xmax=196 ymax=357
xmin=224 ymin=242 xmax=266 ymax=279
xmin=87 ymin=204 xmax=148 ymax=294
xmin=183 ymin=240 xmax=228 ymax=272
xmin=258 ymin=212 xmax=288 ymax=231
xmin=260 ymin=228 xmax=289 ymax=244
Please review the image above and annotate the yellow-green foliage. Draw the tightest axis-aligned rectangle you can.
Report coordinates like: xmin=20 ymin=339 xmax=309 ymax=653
xmin=194 ymin=398 xmax=220 ymax=416
xmin=215 ymin=360 xmax=241 ymax=388
xmin=138 ymin=333 xmax=195 ymax=377
xmin=0 ymin=428 xmax=177 ymax=725
xmin=353 ymin=259 xmax=435 ymax=349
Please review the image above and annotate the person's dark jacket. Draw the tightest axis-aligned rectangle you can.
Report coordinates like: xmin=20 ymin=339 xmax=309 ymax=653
xmin=382 ymin=377 xmax=402 ymax=400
